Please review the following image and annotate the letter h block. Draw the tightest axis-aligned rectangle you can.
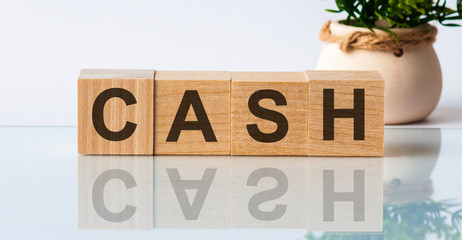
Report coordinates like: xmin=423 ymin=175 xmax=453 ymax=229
xmin=305 ymin=71 xmax=385 ymax=156
xmin=231 ymin=72 xmax=309 ymax=156
xmin=78 ymin=69 xmax=155 ymax=155
xmin=154 ymin=71 xmax=231 ymax=155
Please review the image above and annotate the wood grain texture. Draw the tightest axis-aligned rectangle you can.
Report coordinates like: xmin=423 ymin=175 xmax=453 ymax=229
xmin=231 ymin=72 xmax=308 ymax=156
xmin=305 ymin=70 xmax=385 ymax=157
xmin=78 ymin=69 xmax=155 ymax=155
xmin=154 ymin=71 xmax=231 ymax=155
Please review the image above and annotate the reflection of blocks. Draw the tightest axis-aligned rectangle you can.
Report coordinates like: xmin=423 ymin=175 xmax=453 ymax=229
xmin=154 ymin=71 xmax=231 ymax=155
xmin=231 ymin=72 xmax=309 ymax=156
xmin=230 ymin=156 xmax=307 ymax=228
xmin=78 ymin=155 xmax=153 ymax=229
xmin=154 ymin=156 xmax=230 ymax=228
xmin=78 ymin=69 xmax=155 ymax=155
xmin=305 ymin=71 xmax=385 ymax=157
xmin=306 ymin=157 xmax=383 ymax=232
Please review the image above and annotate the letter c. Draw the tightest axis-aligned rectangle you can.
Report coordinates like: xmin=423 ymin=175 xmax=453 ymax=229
xmin=92 ymin=88 xmax=137 ymax=141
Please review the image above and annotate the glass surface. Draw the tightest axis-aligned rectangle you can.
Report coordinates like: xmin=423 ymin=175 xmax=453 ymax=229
xmin=0 ymin=127 xmax=460 ymax=239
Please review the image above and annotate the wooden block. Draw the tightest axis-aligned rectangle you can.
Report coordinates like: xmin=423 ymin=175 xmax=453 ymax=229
xmin=305 ymin=71 xmax=385 ymax=157
xmin=231 ymin=72 xmax=308 ymax=156
xmin=306 ymin=157 xmax=383 ymax=232
xmin=78 ymin=69 xmax=155 ymax=155
xmin=230 ymin=156 xmax=307 ymax=228
xmin=154 ymin=156 xmax=230 ymax=228
xmin=78 ymin=155 xmax=153 ymax=229
xmin=154 ymin=71 xmax=230 ymax=155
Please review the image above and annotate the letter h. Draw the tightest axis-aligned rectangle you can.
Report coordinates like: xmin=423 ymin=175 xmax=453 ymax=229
xmin=323 ymin=89 xmax=365 ymax=140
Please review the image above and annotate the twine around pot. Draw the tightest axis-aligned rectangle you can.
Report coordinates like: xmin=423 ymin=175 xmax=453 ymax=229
xmin=320 ymin=21 xmax=438 ymax=57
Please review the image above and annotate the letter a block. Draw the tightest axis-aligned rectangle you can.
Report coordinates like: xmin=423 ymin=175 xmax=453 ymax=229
xmin=305 ymin=71 xmax=385 ymax=156
xmin=78 ymin=69 xmax=155 ymax=155
xmin=231 ymin=72 xmax=308 ymax=156
xmin=154 ymin=71 xmax=231 ymax=155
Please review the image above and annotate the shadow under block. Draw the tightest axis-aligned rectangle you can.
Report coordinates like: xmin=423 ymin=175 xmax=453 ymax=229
xmin=231 ymin=72 xmax=308 ymax=156
xmin=230 ymin=156 xmax=307 ymax=228
xmin=305 ymin=71 xmax=385 ymax=157
xmin=78 ymin=69 xmax=155 ymax=155
xmin=154 ymin=71 xmax=231 ymax=155
xmin=306 ymin=157 xmax=383 ymax=232
xmin=78 ymin=155 xmax=153 ymax=229
xmin=154 ymin=156 xmax=230 ymax=228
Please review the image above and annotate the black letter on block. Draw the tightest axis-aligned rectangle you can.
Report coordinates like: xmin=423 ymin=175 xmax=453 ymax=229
xmin=92 ymin=88 xmax=137 ymax=141
xmin=247 ymin=90 xmax=289 ymax=143
xmin=323 ymin=89 xmax=365 ymax=140
xmin=166 ymin=90 xmax=217 ymax=142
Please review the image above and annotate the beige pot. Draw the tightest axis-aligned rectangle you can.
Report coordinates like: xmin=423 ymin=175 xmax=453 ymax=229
xmin=316 ymin=21 xmax=442 ymax=125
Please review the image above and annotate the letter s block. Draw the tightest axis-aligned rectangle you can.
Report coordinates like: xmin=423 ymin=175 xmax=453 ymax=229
xmin=78 ymin=69 xmax=155 ymax=155
xmin=305 ymin=71 xmax=385 ymax=156
xmin=154 ymin=71 xmax=231 ymax=155
xmin=231 ymin=72 xmax=309 ymax=156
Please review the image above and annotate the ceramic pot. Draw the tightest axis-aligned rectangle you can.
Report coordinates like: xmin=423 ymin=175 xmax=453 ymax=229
xmin=316 ymin=21 xmax=442 ymax=125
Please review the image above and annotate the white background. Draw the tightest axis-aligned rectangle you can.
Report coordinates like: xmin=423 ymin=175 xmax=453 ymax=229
xmin=0 ymin=0 xmax=461 ymax=126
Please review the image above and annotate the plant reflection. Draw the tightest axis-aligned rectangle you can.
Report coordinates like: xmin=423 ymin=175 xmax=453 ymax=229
xmin=306 ymin=129 xmax=462 ymax=240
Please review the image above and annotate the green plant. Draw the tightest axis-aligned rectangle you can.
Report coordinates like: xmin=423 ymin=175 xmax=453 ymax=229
xmin=327 ymin=0 xmax=462 ymax=31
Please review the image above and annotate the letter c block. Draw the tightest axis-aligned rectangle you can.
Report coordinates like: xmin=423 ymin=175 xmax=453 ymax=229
xmin=231 ymin=72 xmax=309 ymax=156
xmin=78 ymin=69 xmax=155 ymax=155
